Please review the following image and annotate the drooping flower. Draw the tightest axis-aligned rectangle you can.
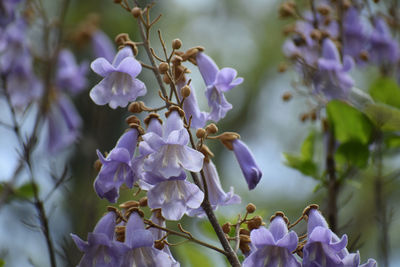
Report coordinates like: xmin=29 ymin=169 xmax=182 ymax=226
xmin=139 ymin=110 xmax=204 ymax=179
xmin=242 ymin=215 xmax=300 ymax=267
xmin=313 ymin=38 xmax=354 ymax=100
xmin=0 ymin=0 xmax=23 ymax=27
xmin=47 ymin=95 xmax=82 ymax=153
xmin=90 ymin=46 xmax=146 ymax=109
xmin=94 ymin=128 xmax=139 ymax=203
xmin=369 ymin=17 xmax=399 ymax=65
xmin=56 ymin=49 xmax=88 ymax=95
xmin=342 ymin=8 xmax=369 ymax=61
xmin=121 ymin=212 xmax=176 ymax=267
xmin=71 ymin=212 xmax=127 ymax=267
xmin=232 ymin=139 xmax=262 ymax=190
xmin=196 ymin=52 xmax=243 ymax=122
xmin=177 ymin=81 xmax=207 ymax=129
xmin=303 ymin=208 xmax=377 ymax=267
xmin=147 ymin=178 xmax=204 ymax=221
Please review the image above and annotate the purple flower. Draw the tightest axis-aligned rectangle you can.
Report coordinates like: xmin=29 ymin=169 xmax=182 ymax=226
xmin=242 ymin=215 xmax=300 ymax=267
xmin=196 ymin=52 xmax=243 ymax=122
xmin=232 ymin=139 xmax=262 ymax=190
xmin=94 ymin=128 xmax=139 ymax=203
xmin=71 ymin=212 xmax=126 ymax=267
xmin=56 ymin=49 xmax=88 ymax=95
xmin=189 ymin=159 xmax=240 ymax=217
xmin=122 ymin=212 xmax=175 ymax=267
xmin=139 ymin=110 xmax=204 ymax=179
xmin=177 ymin=81 xmax=207 ymax=129
xmin=0 ymin=0 xmax=22 ymax=27
xmin=369 ymin=17 xmax=399 ymax=65
xmin=47 ymin=95 xmax=82 ymax=153
xmin=343 ymin=8 xmax=369 ymax=61
xmin=303 ymin=208 xmax=377 ymax=267
xmin=149 ymin=209 xmax=180 ymax=266
xmin=314 ymin=39 xmax=354 ymax=100
xmin=91 ymin=30 xmax=116 ymax=63
xmin=147 ymin=179 xmax=204 ymax=221
xmin=90 ymin=46 xmax=146 ymax=109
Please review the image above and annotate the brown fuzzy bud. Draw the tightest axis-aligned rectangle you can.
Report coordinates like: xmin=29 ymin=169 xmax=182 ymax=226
xmin=317 ymin=5 xmax=331 ymax=15
xmin=246 ymin=203 xmax=256 ymax=214
xmin=240 ymin=234 xmax=251 ymax=243
xmin=302 ymin=204 xmax=319 ymax=217
xmin=93 ymin=159 xmax=102 ymax=172
xmin=139 ymin=197 xmax=148 ymax=207
xmin=172 ymin=39 xmax=182 ymax=50
xmin=119 ymin=200 xmax=140 ymax=209
xmin=240 ymin=242 xmax=251 ymax=255
xmin=310 ymin=110 xmax=317 ymax=121
xmin=144 ymin=113 xmax=163 ymax=127
xmin=342 ymin=0 xmax=351 ymax=9
xmin=278 ymin=62 xmax=288 ymax=73
xmin=282 ymin=92 xmax=292 ymax=101
xmin=125 ymin=115 xmax=141 ymax=126
xmin=196 ymin=128 xmax=206 ymax=139
xmin=279 ymin=2 xmax=296 ymax=18
xmin=239 ymin=228 xmax=250 ymax=236
xmin=222 ymin=222 xmax=231 ymax=234
xmin=282 ymin=24 xmax=296 ymax=36
xmin=115 ymin=33 xmax=130 ymax=46
xmin=205 ymin=123 xmax=218 ymax=134
xmin=128 ymin=101 xmax=144 ymax=113
xmin=310 ymin=29 xmax=322 ymax=41
xmin=163 ymin=74 xmax=171 ymax=84
xmin=218 ymin=132 xmax=240 ymax=150
xmin=300 ymin=113 xmax=309 ymax=122
xmin=131 ymin=7 xmax=142 ymax=18
xmin=165 ymin=106 xmax=185 ymax=118
xmin=247 ymin=216 xmax=263 ymax=231
xmin=181 ymin=85 xmax=191 ymax=98
xmin=159 ymin=62 xmax=169 ymax=74
xmin=359 ymin=50 xmax=369 ymax=61
xmin=172 ymin=55 xmax=183 ymax=66
xmin=154 ymin=240 xmax=165 ymax=250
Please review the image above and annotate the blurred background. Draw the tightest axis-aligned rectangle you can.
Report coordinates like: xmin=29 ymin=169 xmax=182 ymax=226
xmin=0 ymin=0 xmax=399 ymax=266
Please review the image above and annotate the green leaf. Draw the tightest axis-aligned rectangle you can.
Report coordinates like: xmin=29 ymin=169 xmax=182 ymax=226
xmin=283 ymin=132 xmax=318 ymax=178
xmin=0 ymin=259 xmax=4 ymax=267
xmin=385 ymin=134 xmax=400 ymax=148
xmin=335 ymin=141 xmax=369 ymax=168
xmin=369 ymin=77 xmax=400 ymax=108
xmin=177 ymin=244 xmax=214 ymax=267
xmin=327 ymin=100 xmax=373 ymax=144
xmin=364 ymin=103 xmax=400 ymax=132
xmin=14 ymin=182 xmax=37 ymax=199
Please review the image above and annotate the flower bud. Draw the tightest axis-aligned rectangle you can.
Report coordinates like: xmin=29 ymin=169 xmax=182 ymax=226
xmin=119 ymin=200 xmax=140 ymax=209
xmin=279 ymin=2 xmax=296 ymax=18
xmin=172 ymin=38 xmax=182 ymax=50
xmin=247 ymin=216 xmax=263 ymax=231
xmin=154 ymin=240 xmax=165 ymax=250
xmin=139 ymin=197 xmax=148 ymax=207
xmin=205 ymin=123 xmax=218 ymax=134
xmin=317 ymin=5 xmax=331 ymax=15
xmin=278 ymin=62 xmax=288 ymax=72
xmin=181 ymin=85 xmax=191 ymax=98
xmin=93 ymin=159 xmax=102 ymax=172
xmin=359 ymin=50 xmax=369 ymax=61
xmin=163 ymin=73 xmax=171 ymax=84
xmin=222 ymin=222 xmax=231 ymax=234
xmin=131 ymin=7 xmax=141 ymax=18
xmin=196 ymin=128 xmax=206 ymax=138
xmin=128 ymin=101 xmax=143 ymax=113
xmin=246 ymin=203 xmax=256 ymax=214
xmin=159 ymin=62 xmax=169 ymax=74
xmin=239 ymin=228 xmax=250 ymax=236
xmin=282 ymin=92 xmax=292 ymax=101
xmin=300 ymin=113 xmax=309 ymax=122
xmin=115 ymin=33 xmax=130 ymax=46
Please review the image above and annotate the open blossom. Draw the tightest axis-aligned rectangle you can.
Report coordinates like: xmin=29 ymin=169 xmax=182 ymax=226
xmin=90 ymin=46 xmax=146 ymax=109
xmin=243 ymin=215 xmax=300 ymax=267
xmin=139 ymin=110 xmax=204 ymax=179
xmin=94 ymin=128 xmax=139 ymax=203
xmin=303 ymin=208 xmax=377 ymax=267
xmin=56 ymin=49 xmax=88 ymax=95
xmin=196 ymin=52 xmax=243 ymax=122
xmin=232 ymin=139 xmax=262 ymax=190
xmin=71 ymin=212 xmax=126 ymax=267
xmin=313 ymin=39 xmax=354 ymax=100
xmin=122 ymin=212 xmax=176 ymax=267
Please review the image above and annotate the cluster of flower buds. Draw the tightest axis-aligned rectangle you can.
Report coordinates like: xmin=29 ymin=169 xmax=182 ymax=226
xmin=280 ymin=0 xmax=400 ymax=103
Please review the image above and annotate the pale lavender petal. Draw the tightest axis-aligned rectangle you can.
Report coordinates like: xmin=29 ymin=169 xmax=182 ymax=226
xmin=90 ymin=57 xmax=115 ymax=77
xmin=112 ymin=46 xmax=133 ymax=66
xmin=196 ymin=52 xmax=218 ymax=86
xmin=92 ymin=30 xmax=116 ymax=62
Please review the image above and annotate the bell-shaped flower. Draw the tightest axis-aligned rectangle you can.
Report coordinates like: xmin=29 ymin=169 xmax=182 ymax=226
xmin=242 ymin=215 xmax=300 ymax=267
xmin=342 ymin=8 xmax=369 ymax=61
xmin=0 ymin=0 xmax=22 ymax=27
xmin=47 ymin=95 xmax=82 ymax=153
xmin=71 ymin=212 xmax=127 ymax=267
xmin=177 ymin=81 xmax=207 ymax=129
xmin=89 ymin=46 xmax=146 ymax=109
xmin=232 ymin=139 xmax=262 ymax=190
xmin=303 ymin=208 xmax=377 ymax=267
xmin=147 ymin=178 xmax=204 ymax=221
xmin=94 ymin=128 xmax=139 ymax=203
xmin=122 ymin=212 xmax=175 ymax=267
xmin=196 ymin=52 xmax=243 ymax=122
xmin=189 ymin=159 xmax=240 ymax=217
xmin=369 ymin=18 xmax=399 ymax=65
xmin=313 ymin=38 xmax=354 ymax=100
xmin=91 ymin=30 xmax=116 ymax=63
xmin=56 ymin=49 xmax=88 ymax=95
xmin=149 ymin=209 xmax=180 ymax=266
xmin=140 ymin=110 xmax=204 ymax=179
